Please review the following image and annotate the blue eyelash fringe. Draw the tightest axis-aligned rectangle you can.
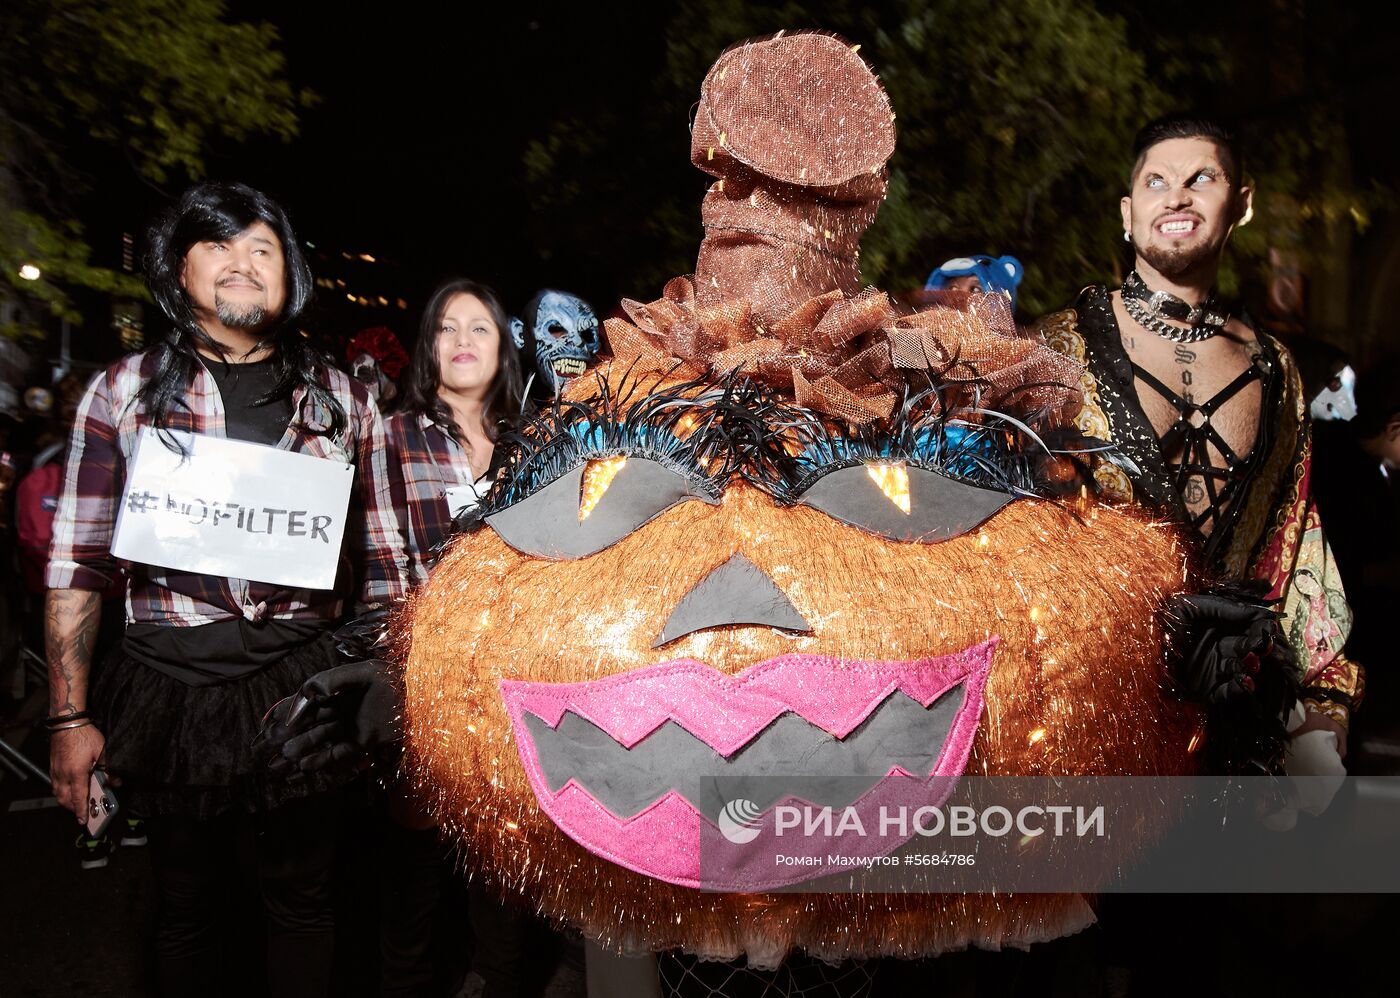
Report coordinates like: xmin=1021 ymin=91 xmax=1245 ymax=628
xmin=446 ymin=366 xmax=1116 ymax=543
xmin=470 ymin=366 xmax=778 ymax=519
xmin=758 ymin=385 xmax=1083 ymax=504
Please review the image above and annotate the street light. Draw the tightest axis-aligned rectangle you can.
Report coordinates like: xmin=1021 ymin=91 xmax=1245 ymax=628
xmin=18 ymin=264 xmax=41 ymax=281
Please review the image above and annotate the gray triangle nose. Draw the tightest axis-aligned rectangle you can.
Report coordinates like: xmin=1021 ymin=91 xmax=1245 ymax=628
xmin=653 ymin=553 xmax=813 ymax=648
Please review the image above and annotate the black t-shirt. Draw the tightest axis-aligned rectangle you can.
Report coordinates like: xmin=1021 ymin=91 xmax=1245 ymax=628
xmin=123 ymin=356 xmax=323 ymax=686
xmin=197 ymin=355 xmax=293 ymax=445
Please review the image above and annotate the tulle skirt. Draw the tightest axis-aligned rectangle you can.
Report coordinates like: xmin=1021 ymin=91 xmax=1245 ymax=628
xmin=91 ymin=634 xmax=343 ymax=819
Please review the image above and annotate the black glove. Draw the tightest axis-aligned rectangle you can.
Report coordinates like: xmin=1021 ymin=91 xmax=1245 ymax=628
xmin=331 ymin=607 xmax=393 ymax=662
xmin=258 ymin=659 xmax=404 ymax=776
xmin=1163 ymin=584 xmax=1300 ymax=773
xmin=1165 ymin=591 xmax=1282 ymax=705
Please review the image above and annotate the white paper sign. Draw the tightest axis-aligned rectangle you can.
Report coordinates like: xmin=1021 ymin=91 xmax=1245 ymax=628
xmin=111 ymin=428 xmax=354 ymax=590
xmin=444 ymin=481 xmax=486 ymax=519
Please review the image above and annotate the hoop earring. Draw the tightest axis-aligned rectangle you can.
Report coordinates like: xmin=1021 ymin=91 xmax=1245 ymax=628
xmin=1123 ymin=231 xmax=1131 ymax=242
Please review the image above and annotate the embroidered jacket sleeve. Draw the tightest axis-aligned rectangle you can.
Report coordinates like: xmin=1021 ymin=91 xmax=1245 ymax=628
xmin=1225 ymin=346 xmax=1363 ymax=728
xmin=1251 ymin=445 xmax=1364 ymax=728
xmin=46 ymin=369 xmax=123 ymax=592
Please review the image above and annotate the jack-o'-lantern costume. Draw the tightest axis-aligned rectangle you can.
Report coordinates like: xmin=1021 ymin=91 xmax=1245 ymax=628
xmin=384 ymin=34 xmax=1211 ymax=973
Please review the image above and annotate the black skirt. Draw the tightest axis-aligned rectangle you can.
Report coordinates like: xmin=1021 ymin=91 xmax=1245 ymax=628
xmin=90 ymin=631 xmax=344 ymax=819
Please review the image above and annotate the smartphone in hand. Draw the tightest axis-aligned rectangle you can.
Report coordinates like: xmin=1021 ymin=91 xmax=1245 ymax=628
xmin=86 ymin=769 xmax=119 ymax=838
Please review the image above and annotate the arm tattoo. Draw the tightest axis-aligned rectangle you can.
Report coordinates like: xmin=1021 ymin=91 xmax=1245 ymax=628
xmin=45 ymin=590 xmax=103 ymax=717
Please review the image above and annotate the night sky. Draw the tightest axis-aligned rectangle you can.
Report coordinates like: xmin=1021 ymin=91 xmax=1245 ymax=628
xmin=204 ymin=3 xmax=684 ymax=338
xmin=76 ymin=2 xmax=1400 ymax=358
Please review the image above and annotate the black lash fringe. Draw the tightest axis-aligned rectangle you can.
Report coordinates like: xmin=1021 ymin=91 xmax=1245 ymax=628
xmin=445 ymin=362 xmax=1122 ymax=545
xmin=756 ymin=383 xmax=1110 ymax=504
xmin=466 ymin=365 xmax=775 ymax=520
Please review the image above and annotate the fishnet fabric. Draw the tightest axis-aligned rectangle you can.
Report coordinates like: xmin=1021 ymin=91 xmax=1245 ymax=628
xmin=658 ymin=951 xmax=878 ymax=998
xmin=604 ymin=31 xmax=1084 ymax=425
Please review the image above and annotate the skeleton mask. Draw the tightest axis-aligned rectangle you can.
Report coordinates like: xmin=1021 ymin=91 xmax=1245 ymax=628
xmin=345 ymin=327 xmax=408 ymax=404
xmin=510 ymin=290 xmax=601 ymax=398
xmin=1310 ymin=364 xmax=1357 ymax=422
xmin=348 ymin=352 xmax=393 ymax=403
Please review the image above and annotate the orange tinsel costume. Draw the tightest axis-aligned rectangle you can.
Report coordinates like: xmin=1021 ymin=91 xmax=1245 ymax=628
xmin=400 ymin=33 xmax=1198 ymax=967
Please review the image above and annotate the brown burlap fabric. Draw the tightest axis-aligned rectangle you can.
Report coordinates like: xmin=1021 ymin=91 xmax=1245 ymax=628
xmin=607 ymin=32 xmax=1082 ymax=425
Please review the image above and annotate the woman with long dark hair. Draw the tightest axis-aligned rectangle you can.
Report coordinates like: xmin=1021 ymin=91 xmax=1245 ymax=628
xmin=387 ymin=277 xmax=525 ymax=583
xmin=380 ymin=279 xmax=527 ymax=993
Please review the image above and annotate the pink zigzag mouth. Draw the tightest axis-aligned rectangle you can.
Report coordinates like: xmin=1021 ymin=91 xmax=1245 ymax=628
xmin=501 ymin=637 xmax=997 ymax=755
xmin=499 ymin=638 xmax=997 ymax=890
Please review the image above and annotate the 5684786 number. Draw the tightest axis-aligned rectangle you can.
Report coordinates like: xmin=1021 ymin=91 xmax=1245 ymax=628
xmin=904 ymin=853 xmax=975 ymax=866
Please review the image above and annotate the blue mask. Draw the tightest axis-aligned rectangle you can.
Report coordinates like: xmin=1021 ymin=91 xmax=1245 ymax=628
xmin=510 ymin=290 xmax=602 ymax=398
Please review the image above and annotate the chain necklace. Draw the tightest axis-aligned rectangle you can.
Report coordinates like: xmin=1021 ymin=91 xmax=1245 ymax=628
xmin=1121 ymin=271 xmax=1229 ymax=344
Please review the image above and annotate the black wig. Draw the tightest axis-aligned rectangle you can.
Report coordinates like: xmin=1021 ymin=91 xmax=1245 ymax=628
xmin=139 ymin=181 xmax=345 ymax=441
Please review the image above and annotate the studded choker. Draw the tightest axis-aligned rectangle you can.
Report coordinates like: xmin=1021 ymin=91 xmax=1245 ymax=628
xmin=1122 ymin=271 xmax=1229 ymax=344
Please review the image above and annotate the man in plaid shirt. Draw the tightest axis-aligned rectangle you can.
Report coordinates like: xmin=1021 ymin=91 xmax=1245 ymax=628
xmin=45 ymin=182 xmax=407 ymax=997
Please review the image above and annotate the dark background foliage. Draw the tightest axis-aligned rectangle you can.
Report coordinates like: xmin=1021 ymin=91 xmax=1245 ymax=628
xmin=2 ymin=0 xmax=1395 ymax=366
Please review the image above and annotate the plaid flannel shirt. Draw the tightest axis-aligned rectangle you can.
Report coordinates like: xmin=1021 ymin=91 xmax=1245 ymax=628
xmin=47 ymin=351 xmax=409 ymax=625
xmin=384 ymin=413 xmax=479 ymax=586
